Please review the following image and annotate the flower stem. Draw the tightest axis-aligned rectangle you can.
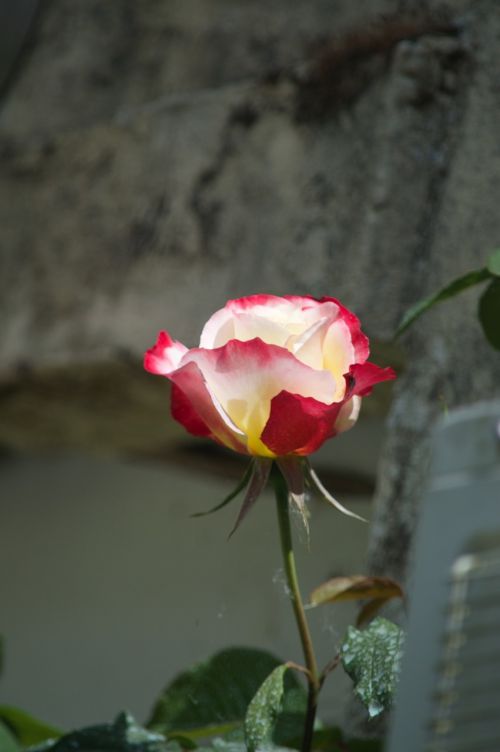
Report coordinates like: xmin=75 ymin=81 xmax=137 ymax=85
xmin=272 ymin=467 xmax=320 ymax=752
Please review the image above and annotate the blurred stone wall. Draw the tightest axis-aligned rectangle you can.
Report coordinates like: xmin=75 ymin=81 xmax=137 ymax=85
xmin=1 ymin=0 xmax=500 ymax=588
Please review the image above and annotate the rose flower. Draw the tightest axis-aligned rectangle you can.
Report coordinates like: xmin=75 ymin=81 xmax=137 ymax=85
xmin=145 ymin=295 xmax=396 ymax=531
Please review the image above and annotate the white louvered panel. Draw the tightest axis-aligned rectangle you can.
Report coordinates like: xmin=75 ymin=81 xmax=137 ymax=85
xmin=426 ymin=544 xmax=500 ymax=752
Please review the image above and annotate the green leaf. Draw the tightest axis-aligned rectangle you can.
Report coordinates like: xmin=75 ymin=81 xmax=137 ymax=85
xmin=272 ymin=683 xmax=308 ymax=748
xmin=191 ymin=463 xmax=254 ymax=518
xmin=0 ymin=706 xmax=61 ymax=747
xmin=479 ymin=277 xmax=500 ymax=350
xmin=148 ymin=648 xmax=291 ymax=739
xmin=244 ymin=664 xmax=310 ymax=751
xmin=396 ymin=267 xmax=491 ymax=336
xmin=244 ymin=665 xmax=288 ymax=752
xmin=0 ymin=721 xmax=21 ymax=752
xmin=28 ymin=713 xmax=171 ymax=752
xmin=487 ymin=248 xmax=500 ymax=277
xmin=341 ymin=617 xmax=404 ymax=719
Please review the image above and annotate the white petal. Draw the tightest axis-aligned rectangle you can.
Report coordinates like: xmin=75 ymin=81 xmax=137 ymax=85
xmin=322 ymin=318 xmax=356 ymax=400
xmin=335 ymin=396 xmax=361 ymax=434
xmin=199 ymin=307 xmax=236 ymax=348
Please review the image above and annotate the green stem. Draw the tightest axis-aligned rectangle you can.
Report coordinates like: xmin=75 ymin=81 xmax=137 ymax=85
xmin=272 ymin=467 xmax=320 ymax=752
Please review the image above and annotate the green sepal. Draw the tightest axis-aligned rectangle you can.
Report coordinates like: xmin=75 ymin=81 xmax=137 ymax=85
xmin=191 ymin=462 xmax=254 ymax=518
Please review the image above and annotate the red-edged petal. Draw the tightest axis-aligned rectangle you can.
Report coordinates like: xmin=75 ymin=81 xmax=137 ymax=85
xmin=318 ymin=296 xmax=370 ymax=363
xmin=169 ymin=360 xmax=247 ymax=453
xmin=261 ymin=391 xmax=344 ymax=456
xmin=171 ymin=384 xmax=212 ymax=438
xmin=262 ymin=363 xmax=396 ymax=456
xmin=144 ymin=331 xmax=188 ymax=375
xmin=182 ymin=337 xmax=336 ymax=456
xmin=345 ymin=362 xmax=396 ymax=397
xmin=227 ymin=294 xmax=293 ymax=312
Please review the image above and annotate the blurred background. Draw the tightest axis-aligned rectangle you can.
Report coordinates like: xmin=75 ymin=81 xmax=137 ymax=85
xmin=1 ymin=0 xmax=500 ymax=734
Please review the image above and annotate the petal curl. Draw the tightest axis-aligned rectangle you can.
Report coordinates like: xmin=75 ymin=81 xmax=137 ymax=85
xmin=144 ymin=331 xmax=188 ymax=375
xmin=346 ymin=362 xmax=397 ymax=397
xmin=182 ymin=338 xmax=336 ymax=456
xmin=200 ymin=295 xmax=294 ymax=348
xmin=200 ymin=295 xmax=338 ymax=350
xmin=318 ymin=297 xmax=370 ymax=363
xmin=334 ymin=396 xmax=361 ymax=435
xmin=262 ymin=363 xmax=396 ymax=456
xmin=169 ymin=361 xmax=247 ymax=453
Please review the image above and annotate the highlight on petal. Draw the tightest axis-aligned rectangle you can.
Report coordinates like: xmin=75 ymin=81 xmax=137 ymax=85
xmin=334 ymin=396 xmax=361 ymax=435
xmin=317 ymin=297 xmax=369 ymax=362
xmin=169 ymin=360 xmax=247 ymax=453
xmin=144 ymin=331 xmax=188 ymax=375
xmin=290 ymin=316 xmax=331 ymax=370
xmin=199 ymin=306 xmax=236 ymax=349
xmin=182 ymin=338 xmax=336 ymax=456
xmin=322 ymin=317 xmax=356 ymax=400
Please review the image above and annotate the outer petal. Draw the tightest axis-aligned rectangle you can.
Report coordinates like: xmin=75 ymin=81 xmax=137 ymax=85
xmin=169 ymin=361 xmax=247 ymax=453
xmin=261 ymin=363 xmax=396 ymax=456
xmin=261 ymin=391 xmax=344 ymax=456
xmin=346 ymin=362 xmax=396 ymax=397
xmin=181 ymin=338 xmax=336 ymax=456
xmin=144 ymin=331 xmax=188 ymax=375
xmin=170 ymin=384 xmax=212 ymax=438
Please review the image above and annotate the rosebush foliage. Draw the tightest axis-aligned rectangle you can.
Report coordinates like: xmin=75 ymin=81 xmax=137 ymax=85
xmin=0 ymin=642 xmax=390 ymax=752
xmin=1 ymin=294 xmax=406 ymax=751
xmin=396 ymin=247 xmax=500 ymax=349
